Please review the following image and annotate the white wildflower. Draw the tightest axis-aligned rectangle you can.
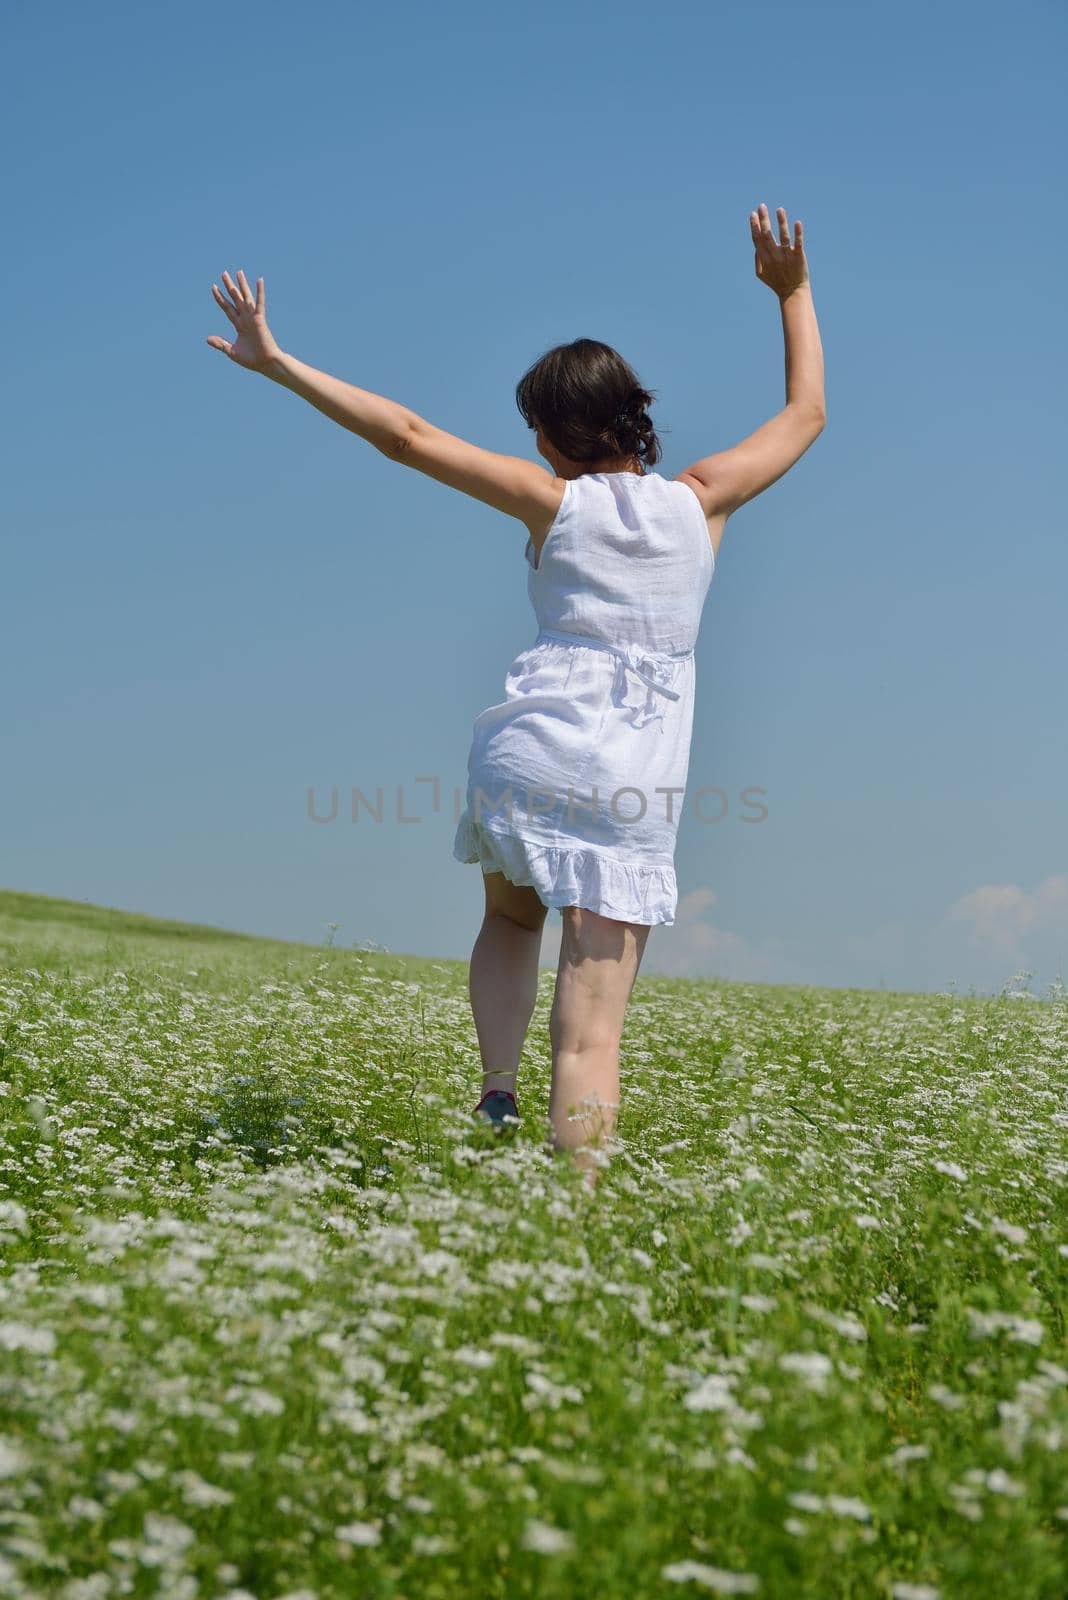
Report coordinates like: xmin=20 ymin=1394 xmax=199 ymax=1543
xmin=450 ymin=1345 xmax=496 ymax=1369
xmin=891 ymin=1585 xmax=941 ymax=1600
xmin=826 ymin=1495 xmax=871 ymax=1521
xmin=928 ymin=1384 xmax=966 ymax=1411
xmin=411 ymin=1535 xmax=451 ymax=1555
xmin=932 ymin=1161 xmax=967 ymax=1182
xmin=103 ymin=1408 xmax=139 ymax=1433
xmin=778 ymin=1352 xmax=833 ymax=1391
xmin=0 ymin=1201 xmax=28 ymax=1233
xmin=984 ymin=1468 xmax=1023 ymax=1497
xmin=990 ymin=1217 xmax=1028 ymax=1246
xmin=740 ymin=1294 xmax=777 ymax=1314
xmin=176 ymin=1470 xmax=234 ymax=1508
xmin=966 ymin=1309 xmax=1044 ymax=1346
xmin=885 ymin=1444 xmax=929 ymax=1470
xmin=948 ymin=1484 xmax=983 ymax=1522
xmin=787 ymin=1492 xmax=824 ymax=1514
xmin=804 ymin=1304 xmax=867 ymax=1342
xmin=417 ymin=1249 xmax=461 ymax=1277
xmin=140 ymin=1511 xmax=196 ymax=1562
xmin=0 ymin=1438 xmax=27 ymax=1477
xmin=662 ymin=1562 xmax=759 ymax=1592
xmin=59 ymin=1578 xmax=111 ymax=1600
xmin=68 ymin=1496 xmax=106 ymax=1519
xmin=236 ymin=1387 xmax=285 ymax=1415
xmin=684 ymin=1374 xmax=736 ymax=1413
xmin=521 ymin=1519 xmax=574 ymax=1554
xmin=0 ymin=1321 xmax=56 ymax=1354
xmin=333 ymin=1397 xmax=375 ymax=1434
xmin=335 ymin=1521 xmax=381 ymax=1546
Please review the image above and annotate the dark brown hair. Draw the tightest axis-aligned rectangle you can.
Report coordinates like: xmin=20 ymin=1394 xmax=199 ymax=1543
xmin=515 ymin=338 xmax=662 ymax=469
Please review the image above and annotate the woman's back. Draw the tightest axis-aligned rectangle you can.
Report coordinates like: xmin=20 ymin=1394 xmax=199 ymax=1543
xmin=525 ymin=470 xmax=715 ymax=655
xmin=453 ymin=465 xmax=718 ymax=927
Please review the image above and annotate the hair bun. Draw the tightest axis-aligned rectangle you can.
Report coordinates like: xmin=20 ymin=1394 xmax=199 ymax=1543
xmin=616 ymin=387 xmax=649 ymax=428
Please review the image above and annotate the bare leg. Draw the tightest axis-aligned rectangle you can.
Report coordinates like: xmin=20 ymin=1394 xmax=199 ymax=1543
xmin=548 ymin=905 xmax=650 ymax=1188
xmin=469 ymin=870 xmax=548 ymax=1095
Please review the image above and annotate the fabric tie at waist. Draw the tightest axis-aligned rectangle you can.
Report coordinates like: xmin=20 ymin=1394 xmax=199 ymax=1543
xmin=535 ymin=626 xmax=691 ymax=731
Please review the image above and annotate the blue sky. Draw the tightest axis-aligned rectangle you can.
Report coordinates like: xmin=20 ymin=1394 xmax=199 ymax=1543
xmin=2 ymin=0 xmax=1065 ymax=996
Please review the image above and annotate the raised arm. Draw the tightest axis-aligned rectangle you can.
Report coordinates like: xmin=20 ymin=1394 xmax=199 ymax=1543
xmin=676 ymin=204 xmax=826 ymax=540
xmin=205 ymin=269 xmax=556 ymax=527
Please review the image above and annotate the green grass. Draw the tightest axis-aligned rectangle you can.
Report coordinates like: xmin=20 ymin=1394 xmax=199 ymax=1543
xmin=0 ymin=888 xmax=1065 ymax=1599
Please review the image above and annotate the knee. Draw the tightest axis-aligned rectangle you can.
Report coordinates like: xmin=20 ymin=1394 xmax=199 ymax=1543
xmin=487 ymin=904 xmax=547 ymax=936
xmin=549 ymin=1006 xmax=620 ymax=1058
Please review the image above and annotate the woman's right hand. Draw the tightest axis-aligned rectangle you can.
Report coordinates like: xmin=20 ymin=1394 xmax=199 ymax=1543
xmin=749 ymin=203 xmax=810 ymax=300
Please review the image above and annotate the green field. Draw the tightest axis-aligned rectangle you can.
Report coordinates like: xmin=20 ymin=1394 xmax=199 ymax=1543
xmin=1 ymin=887 xmax=1065 ymax=1598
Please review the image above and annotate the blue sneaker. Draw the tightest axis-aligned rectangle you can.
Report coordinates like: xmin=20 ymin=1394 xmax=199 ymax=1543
xmin=473 ymin=1089 xmax=521 ymax=1127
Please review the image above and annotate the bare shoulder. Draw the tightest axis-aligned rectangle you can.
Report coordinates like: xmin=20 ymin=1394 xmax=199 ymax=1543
xmin=673 ymin=406 xmax=825 ymax=554
xmin=673 ymin=471 xmax=729 ymax=562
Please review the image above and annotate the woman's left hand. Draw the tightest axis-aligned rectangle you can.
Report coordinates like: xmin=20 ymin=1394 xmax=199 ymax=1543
xmin=206 ymin=269 xmax=283 ymax=372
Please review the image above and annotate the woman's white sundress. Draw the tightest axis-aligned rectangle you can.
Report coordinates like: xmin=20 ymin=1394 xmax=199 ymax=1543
xmin=452 ymin=469 xmax=715 ymax=925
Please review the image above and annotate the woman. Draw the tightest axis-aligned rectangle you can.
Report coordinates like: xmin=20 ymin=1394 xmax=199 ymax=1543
xmin=206 ymin=202 xmax=826 ymax=1186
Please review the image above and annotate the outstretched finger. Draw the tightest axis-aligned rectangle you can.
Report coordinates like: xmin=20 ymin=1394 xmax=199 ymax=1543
xmin=255 ymin=274 xmax=266 ymax=315
xmin=211 ymin=283 xmax=238 ymax=325
xmin=221 ymin=271 xmax=246 ymax=312
xmin=777 ymin=206 xmax=791 ymax=247
xmin=795 ymin=218 xmax=805 ymax=252
xmin=236 ymin=268 xmax=257 ymax=310
xmin=206 ymin=335 xmax=233 ymax=356
xmin=758 ymin=202 xmax=775 ymax=243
